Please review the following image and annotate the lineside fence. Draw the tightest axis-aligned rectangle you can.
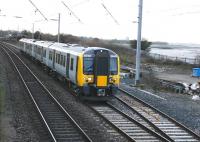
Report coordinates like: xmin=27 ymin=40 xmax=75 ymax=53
xmin=148 ymin=53 xmax=200 ymax=65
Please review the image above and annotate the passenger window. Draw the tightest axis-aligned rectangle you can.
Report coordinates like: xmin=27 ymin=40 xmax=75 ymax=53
xmin=38 ymin=47 xmax=41 ymax=54
xmin=63 ymin=56 xmax=66 ymax=66
xmin=61 ymin=55 xmax=63 ymax=65
xmin=43 ymin=49 xmax=46 ymax=57
xmin=56 ymin=54 xmax=58 ymax=63
xmin=56 ymin=53 xmax=58 ymax=63
xmin=58 ymin=54 xmax=60 ymax=64
xmin=49 ymin=51 xmax=52 ymax=60
xmin=70 ymin=58 xmax=74 ymax=70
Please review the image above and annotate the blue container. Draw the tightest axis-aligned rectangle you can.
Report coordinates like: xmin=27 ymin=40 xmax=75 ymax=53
xmin=192 ymin=68 xmax=200 ymax=77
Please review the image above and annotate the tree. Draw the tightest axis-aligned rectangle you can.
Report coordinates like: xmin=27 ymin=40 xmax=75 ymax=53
xmin=34 ymin=31 xmax=41 ymax=39
xmin=130 ymin=39 xmax=152 ymax=50
xmin=21 ymin=30 xmax=32 ymax=38
xmin=141 ymin=39 xmax=152 ymax=50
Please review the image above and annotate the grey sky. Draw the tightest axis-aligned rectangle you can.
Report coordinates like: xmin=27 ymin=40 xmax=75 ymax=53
xmin=1 ymin=0 xmax=200 ymax=43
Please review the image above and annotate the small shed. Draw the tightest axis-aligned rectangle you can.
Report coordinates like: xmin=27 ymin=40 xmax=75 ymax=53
xmin=192 ymin=68 xmax=200 ymax=77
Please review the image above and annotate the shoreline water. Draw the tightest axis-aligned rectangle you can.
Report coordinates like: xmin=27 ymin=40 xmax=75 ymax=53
xmin=149 ymin=43 xmax=200 ymax=60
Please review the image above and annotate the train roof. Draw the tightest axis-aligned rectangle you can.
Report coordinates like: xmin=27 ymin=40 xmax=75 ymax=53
xmin=20 ymin=38 xmax=36 ymax=44
xmin=19 ymin=38 xmax=118 ymax=56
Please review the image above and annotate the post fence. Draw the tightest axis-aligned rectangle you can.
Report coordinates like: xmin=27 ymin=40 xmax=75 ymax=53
xmin=148 ymin=53 xmax=200 ymax=65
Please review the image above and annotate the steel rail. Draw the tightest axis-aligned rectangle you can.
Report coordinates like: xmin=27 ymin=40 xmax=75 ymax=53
xmin=0 ymin=44 xmax=57 ymax=141
xmin=0 ymin=43 xmax=92 ymax=142
xmin=113 ymin=95 xmax=174 ymax=141
xmin=90 ymin=103 xmax=169 ymax=142
xmin=119 ymin=87 xmax=200 ymax=141
xmin=89 ymin=104 xmax=136 ymax=142
xmin=106 ymin=102 xmax=170 ymax=142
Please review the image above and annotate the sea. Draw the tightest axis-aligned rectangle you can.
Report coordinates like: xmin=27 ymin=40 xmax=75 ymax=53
xmin=149 ymin=43 xmax=200 ymax=59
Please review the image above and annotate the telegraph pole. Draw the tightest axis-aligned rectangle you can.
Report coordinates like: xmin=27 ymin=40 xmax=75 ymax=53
xmin=135 ymin=0 xmax=143 ymax=85
xmin=32 ymin=23 xmax=34 ymax=39
xmin=50 ymin=13 xmax=61 ymax=43
xmin=58 ymin=13 xmax=60 ymax=43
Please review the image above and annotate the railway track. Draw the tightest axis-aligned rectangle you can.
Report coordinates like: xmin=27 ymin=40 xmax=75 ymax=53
xmin=115 ymin=88 xmax=200 ymax=142
xmin=2 ymin=41 xmax=200 ymax=141
xmin=0 ymin=43 xmax=92 ymax=142
xmin=89 ymin=102 xmax=169 ymax=142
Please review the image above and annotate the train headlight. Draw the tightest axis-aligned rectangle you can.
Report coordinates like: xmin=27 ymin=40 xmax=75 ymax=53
xmin=84 ymin=77 xmax=92 ymax=82
xmin=109 ymin=77 xmax=117 ymax=83
xmin=88 ymin=77 xmax=92 ymax=81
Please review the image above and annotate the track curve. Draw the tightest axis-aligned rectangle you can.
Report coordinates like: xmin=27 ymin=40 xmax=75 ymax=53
xmin=0 ymin=42 xmax=92 ymax=142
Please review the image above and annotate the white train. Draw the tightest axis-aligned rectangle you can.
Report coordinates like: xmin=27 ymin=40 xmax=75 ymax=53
xmin=19 ymin=38 xmax=120 ymax=99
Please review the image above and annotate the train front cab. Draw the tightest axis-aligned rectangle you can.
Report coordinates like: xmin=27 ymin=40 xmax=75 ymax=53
xmin=77 ymin=49 xmax=120 ymax=98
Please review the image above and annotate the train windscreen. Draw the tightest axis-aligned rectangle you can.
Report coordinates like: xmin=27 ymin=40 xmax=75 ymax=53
xmin=84 ymin=57 xmax=118 ymax=75
xmin=83 ymin=57 xmax=94 ymax=75
xmin=110 ymin=57 xmax=118 ymax=75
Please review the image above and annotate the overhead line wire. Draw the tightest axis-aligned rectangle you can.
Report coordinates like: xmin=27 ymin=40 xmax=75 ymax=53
xmin=101 ymin=2 xmax=119 ymax=25
xmin=28 ymin=0 xmax=48 ymax=21
xmin=61 ymin=1 xmax=83 ymax=24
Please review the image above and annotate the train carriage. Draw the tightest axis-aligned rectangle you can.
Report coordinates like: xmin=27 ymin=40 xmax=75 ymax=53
xmin=19 ymin=38 xmax=120 ymax=99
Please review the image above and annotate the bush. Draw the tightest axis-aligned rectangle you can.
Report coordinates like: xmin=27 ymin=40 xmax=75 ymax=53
xmin=130 ymin=39 xmax=152 ymax=50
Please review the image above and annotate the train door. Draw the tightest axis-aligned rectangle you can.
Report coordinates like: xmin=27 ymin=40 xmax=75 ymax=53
xmin=94 ymin=50 xmax=110 ymax=87
xmin=31 ymin=44 xmax=34 ymax=57
xmin=68 ymin=55 xmax=77 ymax=83
xmin=66 ymin=53 xmax=70 ymax=79
xmin=46 ymin=48 xmax=49 ymax=66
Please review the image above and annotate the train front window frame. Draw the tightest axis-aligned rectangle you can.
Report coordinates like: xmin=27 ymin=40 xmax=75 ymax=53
xmin=83 ymin=57 xmax=94 ymax=75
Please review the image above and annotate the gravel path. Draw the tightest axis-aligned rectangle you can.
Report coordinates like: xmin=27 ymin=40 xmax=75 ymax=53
xmin=156 ymin=72 xmax=199 ymax=84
